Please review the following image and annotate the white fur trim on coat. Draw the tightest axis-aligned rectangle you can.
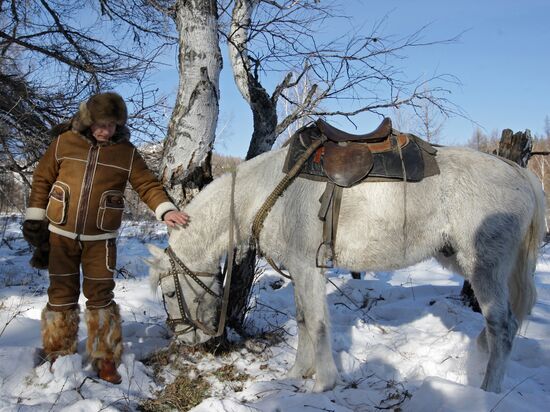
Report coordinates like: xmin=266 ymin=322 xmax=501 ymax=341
xmin=25 ymin=207 xmax=46 ymax=221
xmin=155 ymin=201 xmax=178 ymax=221
xmin=49 ymin=224 xmax=118 ymax=241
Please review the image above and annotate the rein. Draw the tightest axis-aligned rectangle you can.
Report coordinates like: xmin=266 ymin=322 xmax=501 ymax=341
xmin=252 ymin=137 xmax=325 ymax=277
xmin=160 ymin=171 xmax=237 ymax=338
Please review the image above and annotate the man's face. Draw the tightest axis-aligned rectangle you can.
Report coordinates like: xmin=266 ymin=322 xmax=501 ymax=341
xmin=91 ymin=121 xmax=116 ymax=142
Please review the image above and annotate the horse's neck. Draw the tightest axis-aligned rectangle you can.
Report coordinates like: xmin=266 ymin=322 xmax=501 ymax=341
xmin=168 ymin=148 xmax=286 ymax=270
xmin=231 ymin=148 xmax=287 ymax=238
xmin=168 ymin=176 xmax=232 ymax=272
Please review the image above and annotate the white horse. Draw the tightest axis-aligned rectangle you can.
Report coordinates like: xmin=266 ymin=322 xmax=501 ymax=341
xmin=147 ymin=144 xmax=544 ymax=393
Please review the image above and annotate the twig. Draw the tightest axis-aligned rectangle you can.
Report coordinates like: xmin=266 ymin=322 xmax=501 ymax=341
xmin=0 ymin=298 xmax=30 ymax=340
xmin=1 ymin=238 xmax=13 ymax=250
xmin=489 ymin=374 xmax=537 ymax=411
xmin=255 ymin=301 xmax=291 ymax=317
xmin=116 ymin=266 xmax=135 ymax=279
xmin=74 ymin=376 xmax=100 ymax=399
xmin=48 ymin=377 xmax=69 ymax=412
xmin=327 ymin=278 xmax=387 ymax=334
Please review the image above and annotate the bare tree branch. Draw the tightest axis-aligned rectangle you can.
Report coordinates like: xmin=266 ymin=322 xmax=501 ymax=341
xmin=225 ymin=1 xmax=465 ymax=156
xmin=0 ymin=0 xmax=176 ymax=212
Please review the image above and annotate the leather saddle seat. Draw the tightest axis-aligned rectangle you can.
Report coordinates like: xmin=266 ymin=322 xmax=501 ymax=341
xmin=316 ymin=118 xmax=410 ymax=187
xmin=316 ymin=118 xmax=393 ymax=143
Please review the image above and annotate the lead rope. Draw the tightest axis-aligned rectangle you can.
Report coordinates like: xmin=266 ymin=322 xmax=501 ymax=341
xmin=214 ymin=170 xmax=237 ymax=337
xmin=252 ymin=137 xmax=326 ymax=275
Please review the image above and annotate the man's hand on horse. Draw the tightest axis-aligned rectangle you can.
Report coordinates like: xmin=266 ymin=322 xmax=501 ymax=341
xmin=163 ymin=210 xmax=190 ymax=228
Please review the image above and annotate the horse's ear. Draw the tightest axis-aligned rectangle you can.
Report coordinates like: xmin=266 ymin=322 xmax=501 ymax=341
xmin=147 ymin=244 xmax=165 ymax=260
xmin=140 ymin=256 xmax=155 ymax=266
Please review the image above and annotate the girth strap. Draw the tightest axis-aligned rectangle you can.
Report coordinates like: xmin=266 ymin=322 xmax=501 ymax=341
xmin=316 ymin=182 xmax=343 ymax=268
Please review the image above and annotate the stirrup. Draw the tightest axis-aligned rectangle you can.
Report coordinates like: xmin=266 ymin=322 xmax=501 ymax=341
xmin=316 ymin=242 xmax=334 ymax=269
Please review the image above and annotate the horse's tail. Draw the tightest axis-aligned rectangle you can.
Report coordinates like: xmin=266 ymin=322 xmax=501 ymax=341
xmin=509 ymin=169 xmax=545 ymax=324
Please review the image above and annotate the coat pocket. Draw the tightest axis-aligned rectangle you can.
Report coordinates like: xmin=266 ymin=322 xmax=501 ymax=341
xmin=97 ymin=190 xmax=125 ymax=232
xmin=46 ymin=182 xmax=70 ymax=224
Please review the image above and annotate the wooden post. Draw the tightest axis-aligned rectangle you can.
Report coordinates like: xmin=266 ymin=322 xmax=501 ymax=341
xmin=460 ymin=128 xmax=533 ymax=313
xmin=496 ymin=128 xmax=533 ymax=167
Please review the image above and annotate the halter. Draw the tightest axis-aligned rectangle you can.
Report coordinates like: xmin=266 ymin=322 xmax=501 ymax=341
xmin=158 ymin=171 xmax=237 ymax=338
xmin=159 ymin=246 xmax=222 ymax=336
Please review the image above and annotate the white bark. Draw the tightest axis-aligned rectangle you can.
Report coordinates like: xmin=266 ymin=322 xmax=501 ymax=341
xmin=228 ymin=0 xmax=258 ymax=104
xmin=161 ymin=0 xmax=222 ymax=205
xmin=228 ymin=0 xmax=278 ymax=160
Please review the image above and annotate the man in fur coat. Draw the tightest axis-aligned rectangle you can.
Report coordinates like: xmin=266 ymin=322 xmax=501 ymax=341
xmin=23 ymin=92 xmax=188 ymax=384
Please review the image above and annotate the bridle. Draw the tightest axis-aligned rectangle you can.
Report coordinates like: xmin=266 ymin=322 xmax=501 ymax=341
xmin=157 ymin=171 xmax=237 ymax=338
xmin=159 ymin=246 xmax=223 ymax=336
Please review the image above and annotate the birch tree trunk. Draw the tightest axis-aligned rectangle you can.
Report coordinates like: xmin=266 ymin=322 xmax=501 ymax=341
xmin=229 ymin=0 xmax=278 ymax=160
xmin=161 ymin=0 xmax=222 ymax=206
xmin=225 ymin=0 xmax=277 ymax=331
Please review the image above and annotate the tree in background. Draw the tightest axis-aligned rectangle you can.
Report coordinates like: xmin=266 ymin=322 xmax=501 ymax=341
xmin=412 ymin=88 xmax=445 ymax=143
xmin=160 ymin=0 xmax=221 ymax=205
xmin=390 ymin=91 xmax=445 ymax=143
xmin=529 ymin=116 xmax=550 ymax=232
xmin=467 ymin=127 xmax=499 ymax=153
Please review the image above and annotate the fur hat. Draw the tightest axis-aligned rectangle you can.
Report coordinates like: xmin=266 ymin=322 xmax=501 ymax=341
xmin=71 ymin=92 xmax=128 ymax=133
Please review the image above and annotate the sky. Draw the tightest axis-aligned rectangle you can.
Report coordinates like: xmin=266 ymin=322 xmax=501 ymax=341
xmin=149 ymin=0 xmax=550 ymax=158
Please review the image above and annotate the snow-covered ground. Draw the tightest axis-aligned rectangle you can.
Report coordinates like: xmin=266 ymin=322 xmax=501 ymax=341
xmin=1 ymin=214 xmax=549 ymax=411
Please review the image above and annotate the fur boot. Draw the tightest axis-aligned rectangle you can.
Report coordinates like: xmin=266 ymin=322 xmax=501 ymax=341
xmin=41 ymin=306 xmax=80 ymax=363
xmin=85 ymin=304 xmax=123 ymax=384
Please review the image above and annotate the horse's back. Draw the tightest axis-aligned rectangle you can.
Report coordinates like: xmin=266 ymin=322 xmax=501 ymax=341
xmin=257 ymin=145 xmax=542 ymax=272
xmin=310 ymin=147 xmax=540 ymax=270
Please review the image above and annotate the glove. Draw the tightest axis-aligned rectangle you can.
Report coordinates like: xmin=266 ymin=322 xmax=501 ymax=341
xmin=22 ymin=220 xmax=49 ymax=247
xmin=30 ymin=242 xmax=50 ymax=269
xmin=22 ymin=220 xmax=50 ymax=269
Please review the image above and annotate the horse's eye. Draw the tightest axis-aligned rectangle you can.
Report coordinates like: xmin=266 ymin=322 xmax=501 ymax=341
xmin=165 ymin=291 xmax=176 ymax=299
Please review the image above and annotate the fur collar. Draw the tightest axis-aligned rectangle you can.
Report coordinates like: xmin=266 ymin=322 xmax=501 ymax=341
xmin=50 ymin=121 xmax=131 ymax=145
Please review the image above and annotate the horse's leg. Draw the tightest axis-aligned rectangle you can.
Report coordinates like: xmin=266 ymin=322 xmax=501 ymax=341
xmin=437 ymin=252 xmax=489 ymax=352
xmin=289 ymin=263 xmax=338 ymax=392
xmin=287 ymin=287 xmax=315 ymax=379
xmin=477 ymin=327 xmax=489 ymax=352
xmin=468 ymin=261 xmax=518 ymax=393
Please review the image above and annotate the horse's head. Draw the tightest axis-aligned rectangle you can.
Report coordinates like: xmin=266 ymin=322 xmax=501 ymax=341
xmin=146 ymin=244 xmax=222 ymax=345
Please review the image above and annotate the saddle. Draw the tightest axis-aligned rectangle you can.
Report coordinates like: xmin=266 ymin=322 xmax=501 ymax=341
xmin=282 ymin=118 xmax=440 ymax=268
xmin=283 ymin=117 xmax=439 ymax=187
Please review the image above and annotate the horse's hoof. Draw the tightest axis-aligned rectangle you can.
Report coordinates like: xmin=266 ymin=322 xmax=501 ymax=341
xmin=481 ymin=380 xmax=502 ymax=393
xmin=287 ymin=365 xmax=313 ymax=379
xmin=312 ymin=375 xmax=338 ymax=393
